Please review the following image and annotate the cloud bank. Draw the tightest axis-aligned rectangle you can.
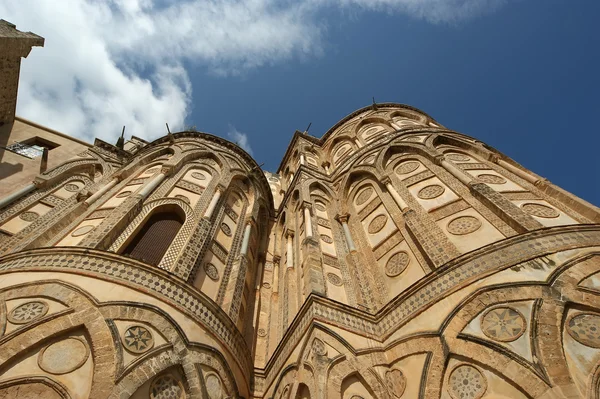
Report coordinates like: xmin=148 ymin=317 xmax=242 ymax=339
xmin=0 ymin=0 xmax=509 ymax=144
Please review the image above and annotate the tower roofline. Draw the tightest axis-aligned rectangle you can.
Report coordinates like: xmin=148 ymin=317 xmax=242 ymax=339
xmin=276 ymin=102 xmax=438 ymax=173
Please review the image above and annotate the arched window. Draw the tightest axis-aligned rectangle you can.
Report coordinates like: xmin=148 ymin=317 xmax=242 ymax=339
xmin=123 ymin=211 xmax=184 ymax=266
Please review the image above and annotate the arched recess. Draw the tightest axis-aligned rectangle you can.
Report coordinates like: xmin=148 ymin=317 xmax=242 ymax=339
xmin=309 ymin=181 xmax=350 ymax=304
xmin=122 ymin=211 xmax=184 ymax=267
xmin=347 ymin=173 xmax=427 ymax=304
xmin=329 ymin=137 xmax=357 ymax=169
xmin=354 ymin=118 xmax=394 ymax=145
xmin=109 ymin=199 xmax=193 ymax=271
xmin=389 ymin=109 xmax=427 ymax=129
xmin=295 ymin=383 xmax=311 ymax=399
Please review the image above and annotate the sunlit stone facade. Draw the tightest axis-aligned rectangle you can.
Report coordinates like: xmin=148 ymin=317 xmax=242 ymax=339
xmin=2 ymin=20 xmax=600 ymax=399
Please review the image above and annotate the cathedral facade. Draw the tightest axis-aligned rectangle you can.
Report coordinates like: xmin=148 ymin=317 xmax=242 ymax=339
xmin=1 ymin=21 xmax=600 ymax=399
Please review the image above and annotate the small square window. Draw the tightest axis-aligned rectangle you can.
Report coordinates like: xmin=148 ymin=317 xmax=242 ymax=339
xmin=6 ymin=137 xmax=59 ymax=159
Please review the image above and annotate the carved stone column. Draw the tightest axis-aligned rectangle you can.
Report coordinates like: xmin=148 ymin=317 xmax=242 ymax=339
xmin=303 ymin=202 xmax=313 ymax=238
xmin=204 ymin=185 xmax=224 ymax=218
xmin=227 ymin=218 xmax=255 ymax=321
xmin=335 ymin=213 xmax=356 ymax=251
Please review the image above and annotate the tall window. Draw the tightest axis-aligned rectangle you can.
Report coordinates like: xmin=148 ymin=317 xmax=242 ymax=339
xmin=123 ymin=212 xmax=183 ymax=266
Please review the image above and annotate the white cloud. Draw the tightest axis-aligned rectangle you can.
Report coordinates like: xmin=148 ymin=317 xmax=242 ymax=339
xmin=227 ymin=126 xmax=254 ymax=156
xmin=0 ymin=0 xmax=509 ymax=144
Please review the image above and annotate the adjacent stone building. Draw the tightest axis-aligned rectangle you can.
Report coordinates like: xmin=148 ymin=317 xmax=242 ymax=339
xmin=1 ymin=20 xmax=600 ymax=399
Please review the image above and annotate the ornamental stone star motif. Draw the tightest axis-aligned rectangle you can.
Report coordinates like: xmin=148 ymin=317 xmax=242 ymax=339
xmin=123 ymin=325 xmax=154 ymax=353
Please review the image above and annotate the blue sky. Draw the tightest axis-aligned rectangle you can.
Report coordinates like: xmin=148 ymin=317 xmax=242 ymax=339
xmin=2 ymin=0 xmax=599 ymax=205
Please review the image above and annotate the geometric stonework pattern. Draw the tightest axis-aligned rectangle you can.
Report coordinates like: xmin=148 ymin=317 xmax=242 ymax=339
xmin=477 ymin=174 xmax=507 ymax=184
xmin=38 ymin=337 xmax=90 ymax=375
xmin=19 ymin=211 xmax=40 ymax=222
xmin=356 ymin=187 xmax=374 ymax=206
xmin=385 ymin=368 xmax=407 ymax=398
xmin=447 ymin=216 xmax=482 ymax=235
xmin=567 ymin=313 xmax=600 ymax=348
xmin=417 ymin=184 xmax=445 ymax=199
xmin=448 ymin=364 xmax=487 ymax=399
xmin=368 ymin=215 xmax=388 ymax=234
xmin=7 ymin=300 xmax=49 ymax=324
xmin=521 ymin=203 xmax=560 ymax=218
xmin=481 ymin=307 xmax=526 ymax=342
xmin=204 ymin=263 xmax=220 ymax=281
xmin=385 ymin=252 xmax=410 ymax=277
xmin=327 ymin=272 xmax=343 ymax=286
xmin=395 ymin=161 xmax=420 ymax=175
xmin=122 ymin=325 xmax=155 ymax=354
xmin=150 ymin=374 xmax=185 ymax=399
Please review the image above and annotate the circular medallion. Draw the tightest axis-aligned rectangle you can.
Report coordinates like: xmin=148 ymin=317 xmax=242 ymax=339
xmin=395 ymin=161 xmax=420 ymax=175
xmin=481 ymin=307 xmax=526 ymax=342
xmin=448 ymin=364 xmax=487 ymax=399
xmin=268 ymin=177 xmax=279 ymax=183
xmin=220 ymin=223 xmax=232 ymax=237
xmin=38 ymin=337 xmax=90 ymax=375
xmin=191 ymin=172 xmax=206 ymax=180
xmin=447 ymin=216 xmax=482 ymax=235
xmin=418 ymin=184 xmax=445 ymax=200
xmin=446 ymin=154 xmax=470 ymax=162
xmin=116 ymin=191 xmax=132 ymax=198
xmin=205 ymin=374 xmax=223 ymax=399
xmin=312 ymin=338 xmax=327 ymax=356
xmin=386 ymin=252 xmax=410 ymax=277
xmin=320 ymin=234 xmax=333 ymax=244
xmin=71 ymin=225 xmax=95 ymax=237
xmin=368 ymin=215 xmax=388 ymax=234
xmin=8 ymin=301 xmax=49 ymax=324
xmin=175 ymin=195 xmax=190 ymax=204
xmin=257 ymin=328 xmax=267 ymax=337
xmin=355 ymin=187 xmax=374 ymax=206
xmin=521 ymin=203 xmax=560 ymax=218
xmin=327 ymin=273 xmax=343 ymax=286
xmin=122 ymin=325 xmax=154 ymax=354
xmin=64 ymin=183 xmax=80 ymax=192
xmin=567 ymin=313 xmax=600 ymax=348
xmin=385 ymin=368 xmax=407 ymax=398
xmin=204 ymin=263 xmax=219 ymax=281
xmin=315 ymin=203 xmax=327 ymax=212
xmin=19 ymin=211 xmax=39 ymax=222
xmin=262 ymin=282 xmax=271 ymax=289
xmin=477 ymin=174 xmax=507 ymax=184
xmin=150 ymin=374 xmax=185 ymax=399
